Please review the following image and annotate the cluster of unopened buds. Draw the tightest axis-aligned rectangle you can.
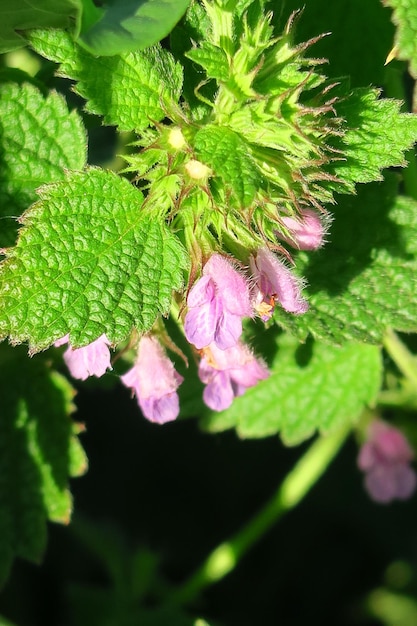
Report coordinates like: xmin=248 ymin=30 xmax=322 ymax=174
xmin=54 ymin=206 xmax=325 ymax=424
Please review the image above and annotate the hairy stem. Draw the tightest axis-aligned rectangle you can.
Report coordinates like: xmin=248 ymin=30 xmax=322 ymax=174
xmin=169 ymin=424 xmax=350 ymax=605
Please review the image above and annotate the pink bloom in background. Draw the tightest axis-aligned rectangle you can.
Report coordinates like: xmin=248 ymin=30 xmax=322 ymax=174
xmin=184 ymin=254 xmax=252 ymax=350
xmin=120 ymin=335 xmax=183 ymax=425
xmin=278 ymin=208 xmax=325 ymax=250
xmin=250 ymin=248 xmax=309 ymax=320
xmin=199 ymin=342 xmax=269 ymax=411
xmin=55 ymin=334 xmax=112 ymax=380
xmin=357 ymin=420 xmax=417 ymax=504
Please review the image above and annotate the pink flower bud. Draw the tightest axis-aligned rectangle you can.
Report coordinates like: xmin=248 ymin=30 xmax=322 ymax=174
xmin=185 ymin=254 xmax=252 ymax=350
xmin=199 ymin=342 xmax=269 ymax=411
xmin=120 ymin=335 xmax=183 ymax=424
xmin=279 ymin=209 xmax=325 ymax=250
xmin=250 ymin=248 xmax=309 ymax=320
xmin=357 ymin=420 xmax=417 ymax=504
xmin=54 ymin=334 xmax=112 ymax=380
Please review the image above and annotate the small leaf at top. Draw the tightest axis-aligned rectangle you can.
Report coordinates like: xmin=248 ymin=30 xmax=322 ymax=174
xmin=78 ymin=0 xmax=192 ymax=56
xmin=0 ymin=0 xmax=81 ymax=53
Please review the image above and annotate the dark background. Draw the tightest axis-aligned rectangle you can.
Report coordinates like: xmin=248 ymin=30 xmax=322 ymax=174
xmin=0 ymin=382 xmax=416 ymax=626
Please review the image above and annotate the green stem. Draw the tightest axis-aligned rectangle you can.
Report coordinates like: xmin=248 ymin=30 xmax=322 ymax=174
xmin=383 ymin=328 xmax=417 ymax=389
xmin=169 ymin=425 xmax=350 ymax=605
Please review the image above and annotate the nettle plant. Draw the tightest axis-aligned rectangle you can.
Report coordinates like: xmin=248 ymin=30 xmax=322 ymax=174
xmin=1 ymin=0 xmax=417 ymax=607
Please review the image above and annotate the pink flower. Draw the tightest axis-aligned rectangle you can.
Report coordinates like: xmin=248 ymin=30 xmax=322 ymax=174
xmin=55 ymin=334 xmax=112 ymax=380
xmin=199 ymin=342 xmax=269 ymax=411
xmin=278 ymin=208 xmax=326 ymax=250
xmin=357 ymin=420 xmax=417 ymax=504
xmin=120 ymin=335 xmax=183 ymax=424
xmin=250 ymin=248 xmax=309 ymax=320
xmin=184 ymin=254 xmax=252 ymax=350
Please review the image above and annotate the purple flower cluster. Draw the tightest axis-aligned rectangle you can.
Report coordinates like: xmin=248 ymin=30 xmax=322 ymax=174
xmin=183 ymin=251 xmax=308 ymax=411
xmin=55 ymin=248 xmax=309 ymax=424
xmin=357 ymin=420 xmax=416 ymax=504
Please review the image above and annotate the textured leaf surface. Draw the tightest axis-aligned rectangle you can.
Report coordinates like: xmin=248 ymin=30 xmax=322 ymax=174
xmin=0 ymin=0 xmax=80 ymax=53
xmin=186 ymin=42 xmax=230 ymax=81
xmin=79 ymin=0 xmax=191 ymax=56
xmin=274 ymin=177 xmax=417 ymax=343
xmin=194 ymin=126 xmax=261 ymax=206
xmin=0 ymin=81 xmax=87 ymax=247
xmin=28 ymin=30 xmax=183 ymax=132
xmin=201 ymin=333 xmax=382 ymax=445
xmin=383 ymin=0 xmax=417 ymax=77
xmin=0 ymin=169 xmax=187 ymax=351
xmin=331 ymin=88 xmax=417 ymax=191
xmin=0 ymin=344 xmax=86 ymax=586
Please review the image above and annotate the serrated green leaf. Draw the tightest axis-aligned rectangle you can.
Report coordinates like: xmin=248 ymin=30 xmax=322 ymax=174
xmin=0 ymin=81 xmax=87 ymax=247
xmin=79 ymin=0 xmax=191 ymax=56
xmin=194 ymin=126 xmax=261 ymax=206
xmin=330 ymin=88 xmax=417 ymax=190
xmin=0 ymin=344 xmax=85 ymax=586
xmin=0 ymin=169 xmax=187 ymax=351
xmin=186 ymin=42 xmax=230 ymax=81
xmin=0 ymin=0 xmax=81 ymax=53
xmin=201 ymin=333 xmax=382 ymax=445
xmin=383 ymin=0 xmax=417 ymax=77
xmin=28 ymin=30 xmax=183 ymax=132
xmin=274 ymin=176 xmax=417 ymax=343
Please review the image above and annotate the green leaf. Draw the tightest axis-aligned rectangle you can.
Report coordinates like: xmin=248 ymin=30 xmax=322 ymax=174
xmin=194 ymin=125 xmax=261 ymax=206
xmin=274 ymin=176 xmax=417 ymax=344
xmin=0 ymin=344 xmax=86 ymax=586
xmin=186 ymin=42 xmax=230 ymax=82
xmin=28 ymin=30 xmax=183 ymax=131
xmin=0 ymin=81 xmax=87 ymax=247
xmin=0 ymin=169 xmax=187 ymax=351
xmin=78 ymin=0 xmax=191 ymax=56
xmin=201 ymin=333 xmax=382 ymax=445
xmin=383 ymin=0 xmax=417 ymax=77
xmin=330 ymin=88 xmax=417 ymax=191
xmin=0 ymin=0 xmax=81 ymax=53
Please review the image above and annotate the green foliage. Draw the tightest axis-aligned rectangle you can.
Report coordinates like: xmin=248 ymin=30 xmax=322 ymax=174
xmin=383 ymin=0 xmax=417 ymax=77
xmin=0 ymin=0 xmax=417 ymax=605
xmin=28 ymin=30 xmax=183 ymax=132
xmin=78 ymin=0 xmax=192 ymax=56
xmin=0 ymin=81 xmax=87 ymax=247
xmin=194 ymin=125 xmax=261 ymax=206
xmin=330 ymin=88 xmax=417 ymax=191
xmin=274 ymin=176 xmax=417 ymax=343
xmin=0 ymin=169 xmax=187 ymax=351
xmin=201 ymin=332 xmax=382 ymax=445
xmin=0 ymin=0 xmax=81 ymax=53
xmin=0 ymin=344 xmax=86 ymax=586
